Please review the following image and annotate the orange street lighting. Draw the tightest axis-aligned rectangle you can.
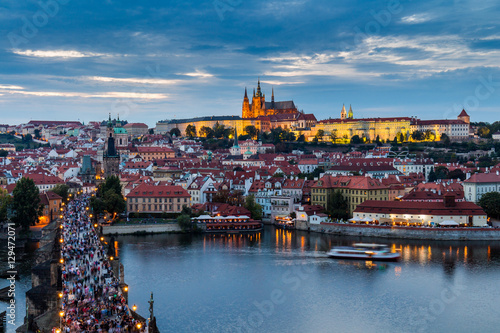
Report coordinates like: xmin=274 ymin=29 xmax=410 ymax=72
xmin=94 ymin=224 xmax=98 ymax=228
xmin=100 ymin=237 xmax=104 ymax=241
xmin=58 ymin=292 xmax=63 ymax=298
xmin=136 ymin=323 xmax=142 ymax=329
xmin=124 ymin=286 xmax=128 ymax=292
xmin=132 ymin=304 xmax=137 ymax=311
xmin=59 ymin=311 xmax=64 ymax=317
xmin=110 ymin=256 xmax=114 ymax=261
xmin=59 ymin=238 xmax=64 ymax=243
xmin=59 ymin=258 xmax=64 ymax=264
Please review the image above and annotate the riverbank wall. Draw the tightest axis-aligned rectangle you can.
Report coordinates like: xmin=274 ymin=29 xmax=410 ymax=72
xmin=306 ymin=223 xmax=500 ymax=241
xmin=102 ymin=223 xmax=181 ymax=235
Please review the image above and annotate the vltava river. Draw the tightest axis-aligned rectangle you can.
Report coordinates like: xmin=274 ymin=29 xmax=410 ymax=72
xmin=116 ymin=226 xmax=500 ymax=333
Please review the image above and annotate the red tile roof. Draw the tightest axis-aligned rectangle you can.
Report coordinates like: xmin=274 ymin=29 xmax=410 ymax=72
xmin=126 ymin=183 xmax=190 ymax=198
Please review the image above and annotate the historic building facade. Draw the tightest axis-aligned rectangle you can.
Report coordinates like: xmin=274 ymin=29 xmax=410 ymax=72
xmin=242 ymin=80 xmax=298 ymax=118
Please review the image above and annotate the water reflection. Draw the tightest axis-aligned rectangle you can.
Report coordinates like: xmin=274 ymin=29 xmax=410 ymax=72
xmin=116 ymin=226 xmax=500 ymax=333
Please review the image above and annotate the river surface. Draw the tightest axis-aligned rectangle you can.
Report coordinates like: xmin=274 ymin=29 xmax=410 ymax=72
xmin=116 ymin=226 xmax=500 ymax=333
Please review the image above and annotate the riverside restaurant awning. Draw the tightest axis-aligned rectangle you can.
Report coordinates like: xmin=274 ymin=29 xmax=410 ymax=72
xmin=439 ymin=220 xmax=459 ymax=226
xmin=349 ymin=217 xmax=362 ymax=222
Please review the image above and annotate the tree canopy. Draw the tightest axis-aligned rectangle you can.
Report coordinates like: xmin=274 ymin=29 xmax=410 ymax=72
xmin=169 ymin=128 xmax=181 ymax=137
xmin=244 ymin=195 xmax=262 ymax=220
xmin=326 ymin=190 xmax=349 ymax=220
xmin=12 ymin=177 xmax=42 ymax=231
xmin=478 ymin=192 xmax=500 ymax=220
xmin=0 ymin=188 xmax=12 ymax=222
xmin=91 ymin=176 xmax=126 ymax=219
xmin=185 ymin=124 xmax=197 ymax=138
xmin=51 ymin=184 xmax=70 ymax=202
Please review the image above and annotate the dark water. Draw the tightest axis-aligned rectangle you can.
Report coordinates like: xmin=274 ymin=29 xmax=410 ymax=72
xmin=116 ymin=227 xmax=500 ymax=333
xmin=0 ymin=241 xmax=39 ymax=330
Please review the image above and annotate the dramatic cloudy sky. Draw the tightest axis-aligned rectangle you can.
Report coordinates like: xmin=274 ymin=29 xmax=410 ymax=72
xmin=1 ymin=0 xmax=500 ymax=126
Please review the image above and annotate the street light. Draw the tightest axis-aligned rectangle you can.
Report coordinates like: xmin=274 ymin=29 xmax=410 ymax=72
xmin=136 ymin=323 xmax=142 ymax=330
xmin=59 ymin=258 xmax=64 ymax=264
xmin=58 ymin=292 xmax=63 ymax=298
xmin=132 ymin=304 xmax=137 ymax=311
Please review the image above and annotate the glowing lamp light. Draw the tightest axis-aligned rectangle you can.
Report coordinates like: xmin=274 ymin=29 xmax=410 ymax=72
xmin=94 ymin=224 xmax=98 ymax=228
xmin=59 ymin=311 xmax=65 ymax=317
xmin=110 ymin=256 xmax=114 ymax=261
xmin=132 ymin=304 xmax=137 ymax=311
xmin=59 ymin=238 xmax=64 ymax=243
xmin=58 ymin=292 xmax=63 ymax=298
xmin=136 ymin=323 xmax=142 ymax=329
xmin=124 ymin=286 xmax=128 ymax=292
xmin=59 ymin=258 xmax=64 ymax=264
xmin=100 ymin=237 xmax=104 ymax=241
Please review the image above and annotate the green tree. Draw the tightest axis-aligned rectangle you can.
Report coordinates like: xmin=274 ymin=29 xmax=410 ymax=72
xmin=330 ymin=131 xmax=338 ymax=143
xmin=213 ymin=122 xmax=231 ymax=139
xmin=0 ymin=188 xmax=12 ymax=222
xmin=327 ymin=190 xmax=349 ymax=220
xmin=103 ymin=190 xmax=126 ymax=218
xmin=51 ymin=184 xmax=70 ymax=202
xmin=350 ymin=135 xmax=362 ymax=144
xmin=177 ymin=213 xmax=192 ymax=231
xmin=440 ymin=133 xmax=451 ymax=146
xmin=411 ymin=130 xmax=423 ymax=141
xmin=428 ymin=169 xmax=437 ymax=182
xmin=398 ymin=132 xmax=405 ymax=143
xmin=12 ymin=177 xmax=42 ymax=231
xmin=244 ymin=195 xmax=262 ymax=220
xmin=477 ymin=126 xmax=491 ymax=138
xmin=315 ymin=130 xmax=325 ymax=142
xmin=185 ymin=124 xmax=197 ymax=138
xmin=447 ymin=169 xmax=466 ymax=181
xmin=244 ymin=125 xmax=258 ymax=140
xmin=434 ymin=166 xmax=449 ymax=179
xmin=0 ymin=149 xmax=8 ymax=157
xmin=91 ymin=176 xmax=125 ymax=219
xmin=170 ymin=128 xmax=181 ymax=137
xmin=478 ymin=192 xmax=500 ymax=220
xmin=199 ymin=126 xmax=214 ymax=139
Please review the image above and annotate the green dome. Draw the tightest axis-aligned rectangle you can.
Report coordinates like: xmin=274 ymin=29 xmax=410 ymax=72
xmin=114 ymin=127 xmax=128 ymax=134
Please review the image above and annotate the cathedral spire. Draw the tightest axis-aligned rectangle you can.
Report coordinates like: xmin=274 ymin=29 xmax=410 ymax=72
xmin=271 ymin=87 xmax=275 ymax=109
xmin=348 ymin=104 xmax=354 ymax=119
xmin=244 ymin=87 xmax=248 ymax=98
xmin=256 ymin=78 xmax=262 ymax=97
xmin=234 ymin=127 xmax=239 ymax=147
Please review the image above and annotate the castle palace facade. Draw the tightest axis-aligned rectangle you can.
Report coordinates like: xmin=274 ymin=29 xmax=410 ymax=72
xmin=242 ymin=80 xmax=298 ymax=118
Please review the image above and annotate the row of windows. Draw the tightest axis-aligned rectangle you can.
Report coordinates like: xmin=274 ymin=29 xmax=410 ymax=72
xmin=130 ymin=204 xmax=182 ymax=211
xmin=131 ymin=197 xmax=188 ymax=203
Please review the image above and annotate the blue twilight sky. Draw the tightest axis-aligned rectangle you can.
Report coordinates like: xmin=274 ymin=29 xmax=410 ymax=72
xmin=1 ymin=0 xmax=500 ymax=127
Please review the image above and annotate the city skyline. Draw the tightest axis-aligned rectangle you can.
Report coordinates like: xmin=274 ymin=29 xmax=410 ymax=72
xmin=1 ymin=0 xmax=500 ymax=127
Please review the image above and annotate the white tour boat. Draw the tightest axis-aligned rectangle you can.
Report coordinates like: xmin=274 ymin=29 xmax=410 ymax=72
xmin=327 ymin=243 xmax=401 ymax=261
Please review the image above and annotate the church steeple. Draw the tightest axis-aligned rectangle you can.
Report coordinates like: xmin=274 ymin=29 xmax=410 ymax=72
xmin=340 ymin=104 xmax=347 ymax=120
xmin=271 ymin=87 xmax=275 ymax=109
xmin=244 ymin=87 xmax=248 ymax=98
xmin=234 ymin=127 xmax=239 ymax=147
xmin=256 ymin=78 xmax=262 ymax=97
xmin=348 ymin=105 xmax=354 ymax=119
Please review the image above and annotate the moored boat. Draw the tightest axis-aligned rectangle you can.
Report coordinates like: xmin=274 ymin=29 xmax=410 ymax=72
xmin=327 ymin=243 xmax=400 ymax=261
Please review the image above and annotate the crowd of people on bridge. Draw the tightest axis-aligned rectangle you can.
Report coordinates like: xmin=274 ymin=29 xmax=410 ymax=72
xmin=60 ymin=195 xmax=145 ymax=332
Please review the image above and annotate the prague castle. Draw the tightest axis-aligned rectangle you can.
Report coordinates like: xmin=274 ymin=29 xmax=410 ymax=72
xmin=242 ymin=79 xmax=298 ymax=118
xmin=156 ymin=78 xmax=471 ymax=143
